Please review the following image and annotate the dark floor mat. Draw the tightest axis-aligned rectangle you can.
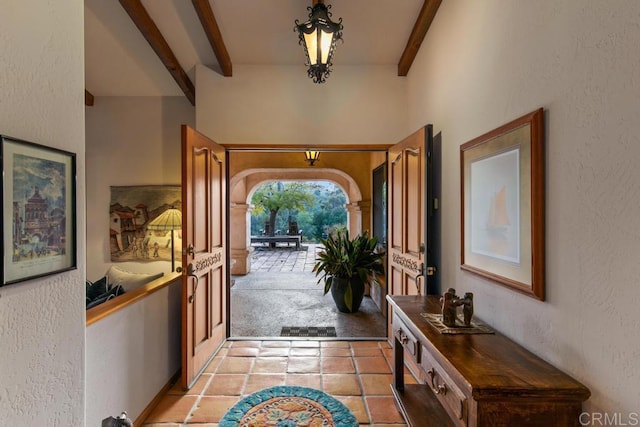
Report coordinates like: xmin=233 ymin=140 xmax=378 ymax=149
xmin=280 ymin=326 xmax=337 ymax=337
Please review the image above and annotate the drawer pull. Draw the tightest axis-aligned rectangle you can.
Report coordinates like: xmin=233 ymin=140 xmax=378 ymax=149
xmin=395 ymin=329 xmax=410 ymax=345
xmin=427 ymin=368 xmax=448 ymax=395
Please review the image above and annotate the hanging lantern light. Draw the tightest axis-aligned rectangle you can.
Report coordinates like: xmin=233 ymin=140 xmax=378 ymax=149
xmin=295 ymin=1 xmax=343 ymax=84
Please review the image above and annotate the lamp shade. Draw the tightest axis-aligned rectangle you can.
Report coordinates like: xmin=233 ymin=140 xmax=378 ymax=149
xmin=147 ymin=208 xmax=182 ymax=231
xmin=295 ymin=2 xmax=343 ymax=83
xmin=304 ymin=150 xmax=320 ymax=166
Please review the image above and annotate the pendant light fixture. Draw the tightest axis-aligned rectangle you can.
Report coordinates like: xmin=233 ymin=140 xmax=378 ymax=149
xmin=295 ymin=0 xmax=343 ymax=83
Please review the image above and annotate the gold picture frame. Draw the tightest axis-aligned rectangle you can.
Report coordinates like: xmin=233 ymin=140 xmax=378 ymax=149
xmin=460 ymin=108 xmax=545 ymax=300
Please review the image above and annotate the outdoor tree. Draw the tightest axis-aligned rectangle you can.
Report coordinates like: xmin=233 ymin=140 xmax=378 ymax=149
xmin=251 ymin=182 xmax=315 ymax=236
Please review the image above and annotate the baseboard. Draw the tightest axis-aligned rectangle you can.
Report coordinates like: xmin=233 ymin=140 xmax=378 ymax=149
xmin=134 ymin=370 xmax=181 ymax=426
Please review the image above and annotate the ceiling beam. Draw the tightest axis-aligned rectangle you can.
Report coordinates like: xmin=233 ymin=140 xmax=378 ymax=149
xmin=85 ymin=90 xmax=94 ymax=107
xmin=191 ymin=0 xmax=232 ymax=77
xmin=119 ymin=0 xmax=196 ymax=105
xmin=397 ymin=0 xmax=442 ymax=77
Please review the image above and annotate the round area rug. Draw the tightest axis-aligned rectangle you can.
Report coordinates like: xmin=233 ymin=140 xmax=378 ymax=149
xmin=219 ymin=385 xmax=358 ymax=427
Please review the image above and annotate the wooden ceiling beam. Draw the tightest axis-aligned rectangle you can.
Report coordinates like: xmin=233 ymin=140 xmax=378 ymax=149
xmin=397 ymin=0 xmax=442 ymax=77
xmin=119 ymin=0 xmax=196 ymax=105
xmin=85 ymin=90 xmax=94 ymax=107
xmin=191 ymin=0 xmax=232 ymax=77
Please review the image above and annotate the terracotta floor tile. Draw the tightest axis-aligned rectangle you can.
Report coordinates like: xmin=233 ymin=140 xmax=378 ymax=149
xmin=216 ymin=357 xmax=254 ymax=374
xmin=404 ymin=373 xmax=418 ymax=385
xmin=262 ymin=340 xmax=292 ymax=348
xmin=252 ymin=357 xmax=288 ymax=374
xmin=350 ymin=341 xmax=382 ymax=349
xmin=290 ymin=340 xmax=321 ymax=348
xmin=360 ymin=374 xmax=393 ymax=395
xmin=244 ymin=373 xmax=286 ymax=394
xmin=355 ymin=356 xmax=391 ymax=374
xmin=336 ymin=396 xmax=370 ymax=424
xmin=382 ymin=347 xmax=393 ymax=360
xmin=258 ymin=347 xmax=290 ymax=357
xmin=188 ymin=395 xmax=238 ymax=423
xmin=285 ymin=374 xmax=322 ymax=389
xmin=287 ymin=357 xmax=321 ymax=373
xmin=322 ymin=374 xmax=362 ymax=396
xmin=321 ymin=347 xmax=352 ymax=357
xmin=290 ymin=347 xmax=321 ymax=357
xmin=141 ymin=423 xmax=183 ymax=427
xmin=379 ymin=341 xmax=391 ymax=349
xmin=204 ymin=374 xmax=246 ymax=396
xmin=226 ymin=346 xmax=260 ymax=357
xmin=322 ymin=356 xmax=355 ymax=374
xmin=229 ymin=340 xmax=262 ymax=348
xmin=185 ymin=373 xmax=213 ymax=395
xmin=144 ymin=394 xmax=197 ymax=423
xmin=366 ymin=396 xmax=405 ymax=424
xmin=321 ymin=340 xmax=350 ymax=348
xmin=352 ymin=346 xmax=384 ymax=357
xmin=203 ymin=351 xmax=227 ymax=373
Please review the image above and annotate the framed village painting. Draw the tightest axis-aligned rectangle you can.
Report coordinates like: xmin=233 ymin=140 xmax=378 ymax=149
xmin=460 ymin=108 xmax=545 ymax=300
xmin=109 ymin=185 xmax=181 ymax=264
xmin=1 ymin=135 xmax=77 ymax=286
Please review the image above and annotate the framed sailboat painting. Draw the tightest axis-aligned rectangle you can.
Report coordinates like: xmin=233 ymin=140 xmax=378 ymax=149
xmin=460 ymin=108 xmax=545 ymax=300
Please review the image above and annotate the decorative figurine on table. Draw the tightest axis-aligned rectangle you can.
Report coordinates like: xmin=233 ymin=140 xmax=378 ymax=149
xmin=462 ymin=292 xmax=474 ymax=326
xmin=440 ymin=288 xmax=474 ymax=327
xmin=440 ymin=288 xmax=460 ymax=327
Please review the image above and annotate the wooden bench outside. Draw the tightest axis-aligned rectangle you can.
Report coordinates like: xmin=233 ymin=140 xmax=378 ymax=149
xmin=250 ymin=235 xmax=301 ymax=249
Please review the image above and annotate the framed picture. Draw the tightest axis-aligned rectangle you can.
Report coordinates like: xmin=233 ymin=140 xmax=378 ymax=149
xmin=109 ymin=185 xmax=181 ymax=263
xmin=460 ymin=108 xmax=544 ymax=300
xmin=1 ymin=135 xmax=77 ymax=286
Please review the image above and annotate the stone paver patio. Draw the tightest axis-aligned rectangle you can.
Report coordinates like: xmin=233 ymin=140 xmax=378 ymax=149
xmin=230 ymin=244 xmax=387 ymax=339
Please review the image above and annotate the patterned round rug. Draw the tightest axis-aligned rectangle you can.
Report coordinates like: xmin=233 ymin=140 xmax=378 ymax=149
xmin=219 ymin=385 xmax=358 ymax=427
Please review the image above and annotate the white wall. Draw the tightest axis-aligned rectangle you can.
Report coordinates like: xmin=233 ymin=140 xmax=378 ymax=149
xmin=86 ymin=279 xmax=181 ymax=426
xmin=85 ymin=96 xmax=194 ymax=279
xmin=407 ymin=0 xmax=640 ymax=415
xmin=0 ymin=0 xmax=85 ymax=425
xmin=196 ymin=64 xmax=408 ymax=145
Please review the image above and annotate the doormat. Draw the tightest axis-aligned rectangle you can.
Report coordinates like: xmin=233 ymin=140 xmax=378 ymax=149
xmin=281 ymin=326 xmax=337 ymax=337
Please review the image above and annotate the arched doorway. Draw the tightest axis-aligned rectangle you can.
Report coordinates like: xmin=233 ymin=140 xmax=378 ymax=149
xmin=227 ymin=158 xmax=387 ymax=338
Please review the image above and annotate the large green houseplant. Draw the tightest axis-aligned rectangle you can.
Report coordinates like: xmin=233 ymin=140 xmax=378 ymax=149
xmin=313 ymin=229 xmax=385 ymax=313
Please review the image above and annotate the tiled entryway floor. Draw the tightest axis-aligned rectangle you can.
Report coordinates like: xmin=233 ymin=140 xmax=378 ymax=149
xmin=142 ymin=339 xmax=414 ymax=426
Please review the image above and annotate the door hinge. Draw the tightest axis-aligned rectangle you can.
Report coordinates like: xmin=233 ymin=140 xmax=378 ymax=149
xmin=426 ymin=266 xmax=437 ymax=276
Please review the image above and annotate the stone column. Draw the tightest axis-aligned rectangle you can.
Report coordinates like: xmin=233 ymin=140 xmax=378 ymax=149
xmin=346 ymin=200 xmax=371 ymax=236
xmin=230 ymin=202 xmax=253 ymax=275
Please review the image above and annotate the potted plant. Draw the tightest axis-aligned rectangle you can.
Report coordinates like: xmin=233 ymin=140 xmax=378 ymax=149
xmin=313 ymin=229 xmax=385 ymax=313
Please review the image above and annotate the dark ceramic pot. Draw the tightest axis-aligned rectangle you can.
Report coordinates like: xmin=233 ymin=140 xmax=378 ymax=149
xmin=330 ymin=277 xmax=365 ymax=313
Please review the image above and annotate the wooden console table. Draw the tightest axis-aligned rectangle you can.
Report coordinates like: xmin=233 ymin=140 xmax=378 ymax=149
xmin=387 ymin=295 xmax=590 ymax=427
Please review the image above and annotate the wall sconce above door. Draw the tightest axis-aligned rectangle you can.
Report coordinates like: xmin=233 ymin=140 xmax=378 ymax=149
xmin=304 ymin=150 xmax=320 ymax=166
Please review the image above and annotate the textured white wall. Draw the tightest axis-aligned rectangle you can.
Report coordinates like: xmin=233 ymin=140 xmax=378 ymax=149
xmin=85 ymin=96 xmax=194 ymax=279
xmin=196 ymin=64 xmax=408 ymax=145
xmin=85 ymin=280 xmax=181 ymax=426
xmin=0 ymin=0 xmax=85 ymax=425
xmin=407 ymin=0 xmax=640 ymax=415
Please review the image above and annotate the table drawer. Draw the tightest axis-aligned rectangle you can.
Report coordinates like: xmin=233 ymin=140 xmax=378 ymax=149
xmin=393 ymin=315 xmax=420 ymax=360
xmin=421 ymin=347 xmax=467 ymax=425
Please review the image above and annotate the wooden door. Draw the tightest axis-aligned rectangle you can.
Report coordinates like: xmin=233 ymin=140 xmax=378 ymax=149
xmin=181 ymin=125 xmax=227 ymax=389
xmin=387 ymin=125 xmax=435 ymax=336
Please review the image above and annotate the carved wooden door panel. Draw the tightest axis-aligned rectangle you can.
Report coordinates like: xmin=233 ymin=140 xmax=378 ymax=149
xmin=181 ymin=125 xmax=227 ymax=389
xmin=387 ymin=125 xmax=433 ymax=337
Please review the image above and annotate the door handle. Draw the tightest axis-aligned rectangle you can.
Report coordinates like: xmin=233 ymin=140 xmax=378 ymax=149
xmin=185 ymin=263 xmax=199 ymax=303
